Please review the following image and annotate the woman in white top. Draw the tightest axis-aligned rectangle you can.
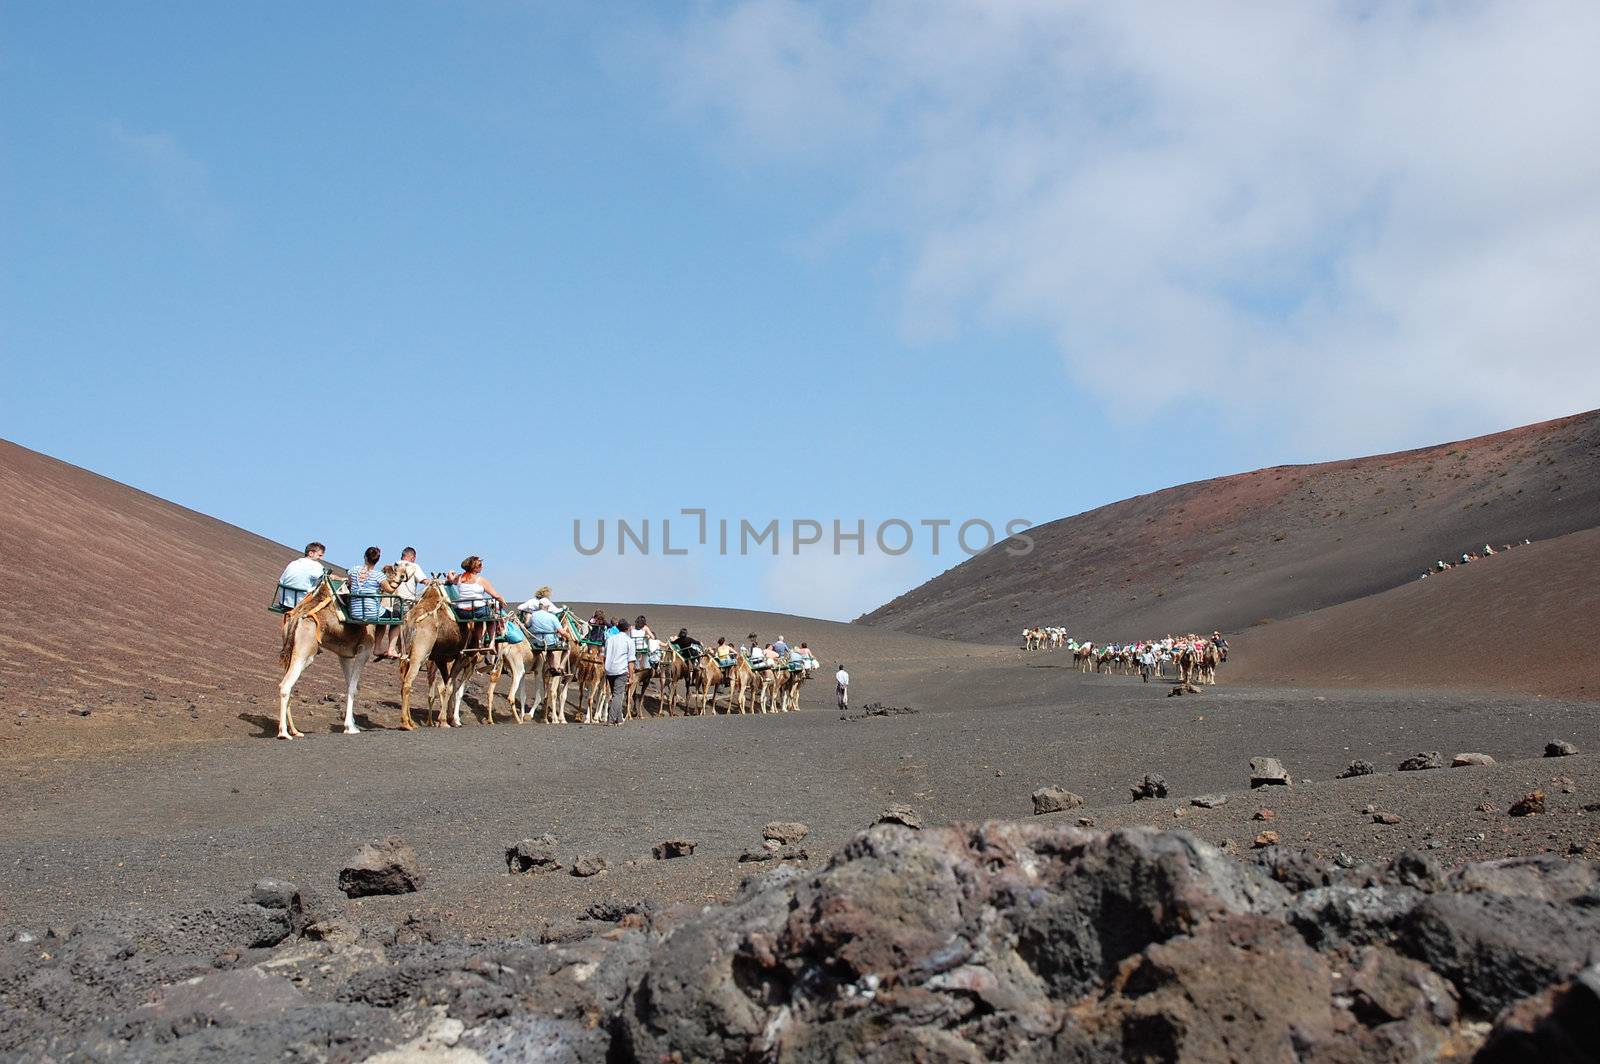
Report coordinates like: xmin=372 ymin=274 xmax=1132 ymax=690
xmin=450 ymin=555 xmax=506 ymax=649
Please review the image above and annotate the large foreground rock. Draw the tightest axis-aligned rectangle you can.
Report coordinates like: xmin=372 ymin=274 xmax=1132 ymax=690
xmin=621 ymin=822 xmax=1292 ymax=1061
xmin=7 ymin=822 xmax=1600 ymax=1062
xmin=338 ymin=836 xmax=423 ymax=898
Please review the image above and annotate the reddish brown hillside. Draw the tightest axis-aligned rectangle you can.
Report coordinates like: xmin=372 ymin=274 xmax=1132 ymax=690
xmin=0 ymin=438 xmax=965 ymax=758
xmin=1226 ymin=527 xmax=1600 ymax=699
xmin=860 ymin=410 xmax=1600 ymax=643
xmin=0 ymin=439 xmax=301 ymax=726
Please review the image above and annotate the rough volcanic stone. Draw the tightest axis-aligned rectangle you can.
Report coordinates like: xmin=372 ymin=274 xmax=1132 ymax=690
xmin=1509 ymin=791 xmax=1546 ymax=817
xmin=1130 ymin=773 xmax=1169 ymax=801
xmin=1031 ymin=786 xmax=1084 ymax=814
xmin=652 ymin=839 xmax=696 ymax=860
xmin=1452 ymin=753 xmax=1496 ymax=767
xmin=1476 ymin=963 xmax=1600 ymax=1063
xmin=762 ymin=821 xmax=810 ymax=845
xmin=571 ymin=854 xmax=608 ymax=877
xmin=339 ymin=836 xmax=423 ymax=897
xmin=1398 ymin=892 xmax=1600 ymax=1014
xmin=1545 ymin=740 xmax=1578 ymax=757
xmin=874 ymin=804 xmax=922 ymax=829
xmin=1249 ymin=757 xmax=1291 ymax=788
xmin=1374 ymin=812 xmax=1403 ymax=825
xmin=1191 ymin=794 xmax=1227 ymax=808
xmin=1398 ymin=751 xmax=1446 ymax=771
xmin=1339 ymin=760 xmax=1377 ymax=779
xmin=506 ymin=835 xmax=561 ymax=875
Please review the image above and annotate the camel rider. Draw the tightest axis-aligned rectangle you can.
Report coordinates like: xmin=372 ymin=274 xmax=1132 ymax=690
xmin=772 ymin=635 xmax=790 ymax=657
xmin=526 ymin=598 xmax=565 ymax=650
xmin=633 ymin=615 xmax=660 ymax=666
xmin=450 ymin=556 xmax=506 ymax=650
xmin=389 ymin=547 xmax=427 ymax=603
xmin=673 ymin=628 xmax=702 ymax=662
xmin=713 ymin=637 xmax=737 ymax=669
xmin=276 ymin=541 xmax=327 ymax=613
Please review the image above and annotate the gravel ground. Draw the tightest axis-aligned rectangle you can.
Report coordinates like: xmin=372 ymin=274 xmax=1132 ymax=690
xmin=3 ymin=651 xmax=1595 ymax=938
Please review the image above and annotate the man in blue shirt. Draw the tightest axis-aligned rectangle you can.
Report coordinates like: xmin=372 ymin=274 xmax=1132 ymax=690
xmin=276 ymin=542 xmax=327 ymax=613
xmin=527 ymin=598 xmax=563 ymax=649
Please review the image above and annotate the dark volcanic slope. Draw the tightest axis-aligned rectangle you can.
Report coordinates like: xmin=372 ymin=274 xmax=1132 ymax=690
xmin=861 ymin=409 xmax=1600 ymax=643
xmin=1228 ymin=527 xmax=1600 ymax=700
xmin=0 ymin=438 xmax=300 ymax=721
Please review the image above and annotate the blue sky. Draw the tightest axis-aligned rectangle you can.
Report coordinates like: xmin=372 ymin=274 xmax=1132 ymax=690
xmin=5 ymin=2 xmax=1598 ymax=618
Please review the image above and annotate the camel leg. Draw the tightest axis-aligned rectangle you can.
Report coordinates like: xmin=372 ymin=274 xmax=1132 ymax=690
xmin=275 ymin=624 xmax=319 ymax=739
xmin=276 ymin=645 xmax=315 ymax=740
xmin=450 ymin=657 xmax=478 ymax=727
xmin=339 ymin=653 xmax=364 ymax=734
xmin=428 ymin=665 xmax=450 ymax=727
xmin=398 ymin=631 xmax=435 ymax=730
xmin=486 ymin=654 xmax=503 ymax=725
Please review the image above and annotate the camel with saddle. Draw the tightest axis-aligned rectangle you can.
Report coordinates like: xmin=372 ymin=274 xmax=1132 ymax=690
xmin=1073 ymin=641 xmax=1094 ymax=673
xmin=691 ymin=653 xmax=727 ymax=715
xmin=274 ymin=577 xmax=376 ymax=739
xmin=773 ymin=662 xmax=810 ymax=713
xmin=567 ymin=627 xmax=609 ymax=724
xmin=485 ymin=605 xmax=575 ymax=724
xmin=724 ymin=652 xmax=764 ymax=715
xmin=397 ymin=581 xmax=487 ymax=728
xmin=626 ymin=634 xmax=668 ymax=719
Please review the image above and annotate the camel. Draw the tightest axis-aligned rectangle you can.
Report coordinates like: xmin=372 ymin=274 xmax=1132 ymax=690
xmin=725 ymin=653 xmax=762 ymax=715
xmin=1176 ymin=645 xmax=1198 ymax=687
xmin=1073 ymin=642 xmax=1094 ymax=673
xmin=275 ymin=577 xmax=375 ymax=739
xmin=627 ymin=638 xmax=665 ymax=718
xmin=1198 ymin=643 xmax=1221 ymax=686
xmin=397 ymin=582 xmax=483 ymax=729
xmin=485 ymin=614 xmax=574 ymax=724
xmin=692 ymin=654 xmax=726 ymax=715
xmin=755 ymin=661 xmax=786 ymax=714
xmin=772 ymin=664 xmax=810 ymax=713
xmin=570 ymin=637 xmax=609 ymax=724
xmin=654 ymin=644 xmax=693 ymax=717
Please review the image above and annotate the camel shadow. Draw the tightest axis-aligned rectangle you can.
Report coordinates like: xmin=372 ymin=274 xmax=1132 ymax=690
xmin=238 ymin=712 xmax=278 ymax=739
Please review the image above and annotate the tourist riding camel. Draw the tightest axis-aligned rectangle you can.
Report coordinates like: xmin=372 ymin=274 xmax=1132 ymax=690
xmin=397 ymin=580 xmax=483 ymax=729
xmin=274 ymin=574 xmax=372 ymax=739
xmin=486 ymin=596 xmax=574 ymax=723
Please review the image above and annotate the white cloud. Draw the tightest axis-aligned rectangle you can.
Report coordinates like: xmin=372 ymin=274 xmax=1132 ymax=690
xmin=657 ymin=1 xmax=1600 ymax=449
xmin=110 ymin=127 xmax=230 ymax=238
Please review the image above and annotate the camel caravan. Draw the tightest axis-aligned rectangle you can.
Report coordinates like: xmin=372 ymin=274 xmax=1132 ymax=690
xmin=1021 ymin=626 xmax=1227 ymax=688
xmin=269 ymin=544 xmax=823 ymax=740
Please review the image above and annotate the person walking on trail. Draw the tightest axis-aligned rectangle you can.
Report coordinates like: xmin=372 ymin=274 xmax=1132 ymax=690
xmin=835 ymin=663 xmax=850 ymax=711
xmin=603 ymin=618 xmax=635 ymax=726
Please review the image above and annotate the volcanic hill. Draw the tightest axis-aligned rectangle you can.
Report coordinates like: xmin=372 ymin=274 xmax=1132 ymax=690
xmin=860 ymin=409 xmax=1600 ymax=645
